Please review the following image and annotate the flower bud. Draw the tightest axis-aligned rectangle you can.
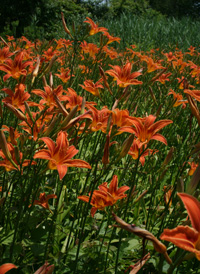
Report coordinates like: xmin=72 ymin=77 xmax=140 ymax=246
xmin=61 ymin=12 xmax=73 ymax=39
xmin=119 ymin=134 xmax=134 ymax=158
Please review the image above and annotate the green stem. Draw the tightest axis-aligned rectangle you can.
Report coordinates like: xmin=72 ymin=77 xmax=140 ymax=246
xmin=167 ymin=250 xmax=186 ymax=274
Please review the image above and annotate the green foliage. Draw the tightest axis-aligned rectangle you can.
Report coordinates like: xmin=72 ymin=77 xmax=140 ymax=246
xmin=102 ymin=13 xmax=200 ymax=51
xmin=149 ymin=0 xmax=200 ymax=17
xmin=109 ymin=0 xmax=151 ymax=16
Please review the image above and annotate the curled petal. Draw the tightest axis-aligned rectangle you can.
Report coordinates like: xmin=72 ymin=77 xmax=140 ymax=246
xmin=160 ymin=225 xmax=200 ymax=259
xmin=0 ymin=263 xmax=17 ymax=274
xmin=78 ymin=195 xmax=90 ymax=203
xmin=39 ymin=137 xmax=55 ymax=154
xmin=178 ymin=193 xmax=200 ymax=233
xmin=34 ymin=150 xmax=52 ymax=160
xmin=151 ymin=133 xmax=168 ymax=145
xmin=64 ymin=159 xmax=91 ymax=169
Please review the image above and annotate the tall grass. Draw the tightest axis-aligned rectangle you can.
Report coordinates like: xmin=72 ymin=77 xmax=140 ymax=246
xmin=102 ymin=13 xmax=200 ymax=50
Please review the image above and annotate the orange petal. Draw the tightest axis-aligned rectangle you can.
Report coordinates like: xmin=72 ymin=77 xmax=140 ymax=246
xmin=39 ymin=137 xmax=55 ymax=154
xmin=109 ymin=175 xmax=118 ymax=195
xmin=160 ymin=225 xmax=200 ymax=256
xmin=64 ymin=159 xmax=91 ymax=169
xmin=91 ymin=207 xmax=98 ymax=217
xmin=178 ymin=193 xmax=200 ymax=232
xmin=33 ymin=150 xmax=52 ymax=160
xmin=78 ymin=195 xmax=90 ymax=203
xmin=151 ymin=133 xmax=168 ymax=145
xmin=0 ymin=263 xmax=17 ymax=274
xmin=57 ymin=164 xmax=68 ymax=180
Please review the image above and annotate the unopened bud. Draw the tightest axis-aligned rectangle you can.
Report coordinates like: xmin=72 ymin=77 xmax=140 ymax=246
xmin=33 ymin=57 xmax=40 ymax=77
xmin=81 ymin=96 xmax=86 ymax=114
xmin=60 ymin=105 xmax=78 ymax=129
xmin=0 ymin=36 xmax=9 ymax=47
xmin=149 ymin=86 xmax=157 ymax=104
xmin=186 ymin=165 xmax=200 ymax=195
xmin=177 ymin=177 xmax=184 ymax=193
xmin=24 ymin=101 xmax=34 ymax=123
xmin=0 ymin=129 xmax=12 ymax=160
xmin=0 ymin=130 xmax=19 ymax=170
xmin=53 ymin=93 xmax=69 ymax=116
xmin=31 ymin=56 xmax=40 ymax=85
xmin=14 ymin=146 xmax=21 ymax=165
xmin=49 ymin=72 xmax=53 ymax=88
xmin=163 ymin=147 xmax=174 ymax=166
xmin=0 ymin=104 xmax=3 ymax=119
xmin=43 ymin=116 xmax=61 ymax=137
xmin=186 ymin=94 xmax=200 ymax=127
xmin=102 ymin=134 xmax=110 ymax=166
xmin=119 ymin=134 xmax=134 ymax=158
xmin=99 ymin=65 xmax=113 ymax=95
xmin=155 ymin=104 xmax=162 ymax=117
xmin=44 ymin=55 xmax=57 ymax=75
xmin=42 ymin=76 xmax=48 ymax=87
xmin=150 ymin=68 xmax=167 ymax=83
xmin=4 ymin=103 xmax=27 ymax=121
xmin=61 ymin=12 xmax=73 ymax=39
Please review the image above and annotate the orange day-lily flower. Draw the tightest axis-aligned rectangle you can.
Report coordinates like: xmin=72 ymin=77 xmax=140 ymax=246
xmin=106 ymin=62 xmax=143 ymax=88
xmin=163 ymin=51 xmax=176 ymax=62
xmin=168 ymin=89 xmax=188 ymax=109
xmin=80 ymin=78 xmax=104 ymax=97
xmin=0 ymin=51 xmax=33 ymax=81
xmin=163 ymin=186 xmax=173 ymax=208
xmin=155 ymin=72 xmax=172 ymax=84
xmin=103 ymin=32 xmax=121 ymax=44
xmin=172 ymin=58 xmax=188 ymax=72
xmin=31 ymin=192 xmax=57 ymax=213
xmin=160 ymin=193 xmax=200 ymax=260
xmin=80 ymin=41 xmax=99 ymax=59
xmin=84 ymin=17 xmax=108 ymax=36
xmin=33 ymin=131 xmax=91 ymax=180
xmin=89 ymin=105 xmax=111 ymax=133
xmin=19 ymin=112 xmax=53 ymax=141
xmin=111 ymin=109 xmax=133 ymax=129
xmin=102 ymin=46 xmax=119 ymax=60
xmin=2 ymin=83 xmax=30 ymax=112
xmin=128 ymin=138 xmax=158 ymax=166
xmin=0 ymin=143 xmax=36 ymax=172
xmin=144 ymin=57 xmax=165 ymax=73
xmin=63 ymin=87 xmax=96 ymax=111
xmin=55 ymin=67 xmax=73 ymax=83
xmin=31 ymin=84 xmax=67 ymax=110
xmin=78 ymin=175 xmax=129 ymax=217
xmin=42 ymin=46 xmax=59 ymax=62
xmin=110 ymin=109 xmax=138 ymax=136
xmin=2 ymin=125 xmax=21 ymax=146
xmin=0 ymin=47 xmax=14 ymax=64
xmin=119 ymin=115 xmax=173 ymax=145
xmin=188 ymin=161 xmax=198 ymax=176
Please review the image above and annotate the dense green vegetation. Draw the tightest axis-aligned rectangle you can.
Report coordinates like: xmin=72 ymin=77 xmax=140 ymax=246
xmin=1 ymin=0 xmax=200 ymax=44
